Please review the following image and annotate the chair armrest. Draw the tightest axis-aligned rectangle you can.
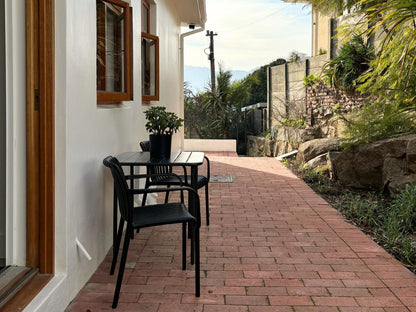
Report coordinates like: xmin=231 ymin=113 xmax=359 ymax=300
xmin=124 ymin=173 xmax=184 ymax=185
xmin=129 ymin=185 xmax=197 ymax=197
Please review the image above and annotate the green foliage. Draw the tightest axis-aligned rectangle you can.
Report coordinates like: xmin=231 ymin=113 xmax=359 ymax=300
xmin=298 ymin=164 xmax=333 ymax=193
xmin=299 ymin=0 xmax=387 ymax=17
xmin=144 ymin=106 xmax=183 ymax=135
xmin=288 ymin=51 xmax=301 ymax=63
xmin=303 ymin=74 xmax=321 ymax=87
xmin=185 ymin=59 xmax=286 ymax=142
xmin=185 ymin=66 xmax=253 ymax=139
xmin=323 ymin=36 xmax=374 ymax=91
xmin=289 ymin=154 xmax=416 ymax=269
xmin=335 ymin=191 xmax=385 ymax=229
xmin=342 ymin=103 xmax=416 ymax=146
xmin=245 ymin=58 xmax=286 ymax=105
xmin=321 ymin=175 xmax=416 ymax=268
xmin=318 ymin=48 xmax=327 ymax=55
xmin=280 ymin=118 xmax=306 ymax=128
xmin=388 ymin=184 xmax=416 ymax=236
xmin=340 ymin=184 xmax=416 ymax=268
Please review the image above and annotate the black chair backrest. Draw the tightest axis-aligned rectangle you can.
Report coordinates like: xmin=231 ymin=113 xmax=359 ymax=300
xmin=103 ymin=156 xmax=132 ymax=222
xmin=140 ymin=141 xmax=150 ymax=152
xmin=139 ymin=141 xmax=172 ymax=183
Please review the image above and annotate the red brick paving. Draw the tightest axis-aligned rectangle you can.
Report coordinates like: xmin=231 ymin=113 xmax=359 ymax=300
xmin=66 ymin=155 xmax=416 ymax=311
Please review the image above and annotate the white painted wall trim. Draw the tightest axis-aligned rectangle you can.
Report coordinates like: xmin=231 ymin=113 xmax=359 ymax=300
xmin=184 ymin=139 xmax=236 ymax=152
xmin=23 ymin=275 xmax=68 ymax=312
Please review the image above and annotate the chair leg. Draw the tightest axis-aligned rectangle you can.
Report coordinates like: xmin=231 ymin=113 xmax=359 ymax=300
xmin=110 ymin=218 xmax=125 ymax=275
xmin=182 ymin=222 xmax=186 ymax=270
xmin=190 ymin=223 xmax=195 ymax=265
xmin=194 ymin=222 xmax=200 ymax=297
xmin=112 ymin=226 xmax=132 ymax=309
xmin=205 ymin=184 xmax=209 ymax=226
xmin=164 ymin=186 xmax=171 ymax=203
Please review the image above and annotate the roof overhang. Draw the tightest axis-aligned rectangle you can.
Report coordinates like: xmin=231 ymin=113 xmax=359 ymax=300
xmin=176 ymin=0 xmax=207 ymax=28
xmin=241 ymin=103 xmax=267 ymax=112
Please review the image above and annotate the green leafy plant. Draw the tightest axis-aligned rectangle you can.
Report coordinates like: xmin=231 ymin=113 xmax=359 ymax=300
xmin=144 ymin=106 xmax=183 ymax=135
xmin=303 ymin=74 xmax=321 ymax=87
xmin=280 ymin=118 xmax=306 ymax=128
xmin=323 ymin=36 xmax=374 ymax=91
xmin=342 ymin=103 xmax=416 ymax=146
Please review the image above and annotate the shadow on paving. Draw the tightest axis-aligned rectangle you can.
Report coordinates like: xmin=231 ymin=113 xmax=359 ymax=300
xmin=66 ymin=156 xmax=416 ymax=312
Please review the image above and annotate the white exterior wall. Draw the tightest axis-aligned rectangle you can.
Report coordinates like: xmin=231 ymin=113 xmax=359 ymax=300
xmin=22 ymin=0 xmax=186 ymax=311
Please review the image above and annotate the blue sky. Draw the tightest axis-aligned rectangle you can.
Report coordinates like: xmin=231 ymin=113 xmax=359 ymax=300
xmin=183 ymin=0 xmax=312 ymax=71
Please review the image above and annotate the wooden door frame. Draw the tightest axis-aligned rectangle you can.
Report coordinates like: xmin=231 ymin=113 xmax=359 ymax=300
xmin=26 ymin=0 xmax=55 ymax=274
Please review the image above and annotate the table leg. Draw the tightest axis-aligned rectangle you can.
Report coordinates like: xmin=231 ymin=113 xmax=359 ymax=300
xmin=189 ymin=165 xmax=200 ymax=264
xmin=190 ymin=165 xmax=200 ymax=227
xmin=129 ymin=165 xmax=134 ymax=188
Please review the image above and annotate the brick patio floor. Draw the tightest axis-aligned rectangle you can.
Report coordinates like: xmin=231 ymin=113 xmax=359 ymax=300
xmin=66 ymin=155 xmax=416 ymax=311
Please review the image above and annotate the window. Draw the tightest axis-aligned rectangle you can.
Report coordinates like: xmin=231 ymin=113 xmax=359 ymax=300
xmin=97 ymin=0 xmax=132 ymax=103
xmin=141 ymin=0 xmax=159 ymax=102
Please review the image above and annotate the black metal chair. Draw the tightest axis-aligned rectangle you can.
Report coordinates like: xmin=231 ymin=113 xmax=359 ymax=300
xmin=140 ymin=140 xmax=211 ymax=225
xmin=103 ymin=156 xmax=200 ymax=309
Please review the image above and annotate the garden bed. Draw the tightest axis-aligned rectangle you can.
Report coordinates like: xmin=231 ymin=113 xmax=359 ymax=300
xmin=283 ymin=156 xmax=416 ymax=273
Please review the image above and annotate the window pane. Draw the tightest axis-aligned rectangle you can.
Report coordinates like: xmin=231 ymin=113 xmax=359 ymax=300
xmin=97 ymin=1 xmax=125 ymax=93
xmin=142 ymin=3 xmax=148 ymax=33
xmin=141 ymin=36 xmax=157 ymax=97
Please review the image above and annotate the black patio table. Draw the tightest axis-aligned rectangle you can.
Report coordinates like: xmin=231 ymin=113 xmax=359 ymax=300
xmin=112 ymin=151 xmax=205 ymax=255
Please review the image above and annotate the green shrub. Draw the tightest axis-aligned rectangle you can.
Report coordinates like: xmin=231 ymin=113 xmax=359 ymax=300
xmin=387 ymin=184 xmax=416 ymax=235
xmin=335 ymin=184 xmax=416 ymax=269
xmin=323 ymin=36 xmax=374 ymax=91
xmin=280 ymin=118 xmax=306 ymax=128
xmin=303 ymin=74 xmax=321 ymax=87
xmin=342 ymin=103 xmax=416 ymax=146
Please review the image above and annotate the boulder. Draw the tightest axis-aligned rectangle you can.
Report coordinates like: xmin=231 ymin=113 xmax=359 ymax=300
xmin=297 ymin=138 xmax=342 ymax=163
xmin=306 ymin=153 xmax=328 ymax=169
xmin=329 ymin=134 xmax=416 ymax=195
xmin=407 ymin=137 xmax=416 ymax=174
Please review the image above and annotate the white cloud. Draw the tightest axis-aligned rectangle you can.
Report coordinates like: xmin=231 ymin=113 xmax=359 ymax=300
xmin=183 ymin=0 xmax=312 ymax=71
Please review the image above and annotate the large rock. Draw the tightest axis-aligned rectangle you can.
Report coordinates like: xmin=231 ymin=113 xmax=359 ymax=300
xmin=329 ymin=134 xmax=416 ymax=195
xmin=407 ymin=136 xmax=416 ymax=173
xmin=297 ymin=138 xmax=342 ymax=163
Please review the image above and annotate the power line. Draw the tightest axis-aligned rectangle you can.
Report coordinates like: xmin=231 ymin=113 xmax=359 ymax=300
xmin=222 ymin=5 xmax=293 ymax=34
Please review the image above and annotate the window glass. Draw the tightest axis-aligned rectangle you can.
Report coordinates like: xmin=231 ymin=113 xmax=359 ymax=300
xmin=141 ymin=0 xmax=159 ymax=102
xmin=142 ymin=35 xmax=157 ymax=97
xmin=142 ymin=2 xmax=148 ymax=33
xmin=97 ymin=0 xmax=131 ymax=103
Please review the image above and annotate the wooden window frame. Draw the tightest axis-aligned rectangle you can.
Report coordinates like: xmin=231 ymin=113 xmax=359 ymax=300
xmin=141 ymin=0 xmax=159 ymax=102
xmin=142 ymin=0 xmax=150 ymax=34
xmin=97 ymin=0 xmax=132 ymax=104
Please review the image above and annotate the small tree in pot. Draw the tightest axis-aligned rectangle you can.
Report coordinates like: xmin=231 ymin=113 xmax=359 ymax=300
xmin=144 ymin=106 xmax=183 ymax=160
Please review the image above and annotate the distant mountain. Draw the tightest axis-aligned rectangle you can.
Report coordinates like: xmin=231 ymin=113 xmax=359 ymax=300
xmin=184 ymin=66 xmax=253 ymax=93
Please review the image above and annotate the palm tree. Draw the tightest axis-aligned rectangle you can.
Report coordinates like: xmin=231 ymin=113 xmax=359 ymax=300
xmin=202 ymin=66 xmax=257 ymax=138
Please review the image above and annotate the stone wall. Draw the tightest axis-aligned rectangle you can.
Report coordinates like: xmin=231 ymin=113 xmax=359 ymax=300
xmin=306 ymin=81 xmax=365 ymax=127
xmin=246 ymin=126 xmax=314 ymax=157
xmin=265 ymin=54 xmax=367 ymax=156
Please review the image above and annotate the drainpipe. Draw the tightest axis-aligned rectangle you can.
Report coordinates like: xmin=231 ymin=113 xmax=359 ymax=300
xmin=179 ymin=0 xmax=206 ymax=150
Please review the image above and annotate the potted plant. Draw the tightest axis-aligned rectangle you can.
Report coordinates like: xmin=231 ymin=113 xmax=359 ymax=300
xmin=144 ymin=106 xmax=184 ymax=161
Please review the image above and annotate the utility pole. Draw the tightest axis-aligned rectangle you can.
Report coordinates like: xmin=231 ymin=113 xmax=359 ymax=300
xmin=206 ymin=30 xmax=217 ymax=92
